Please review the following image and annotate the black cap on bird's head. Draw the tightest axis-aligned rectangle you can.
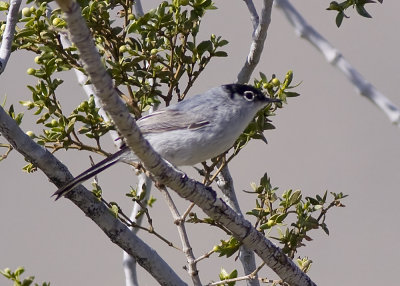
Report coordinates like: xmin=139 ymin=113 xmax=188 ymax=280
xmin=222 ymin=84 xmax=280 ymax=104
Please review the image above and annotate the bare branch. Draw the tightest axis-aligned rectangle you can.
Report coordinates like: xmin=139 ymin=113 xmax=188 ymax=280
xmin=275 ymin=0 xmax=400 ymax=124
xmin=0 ymin=0 xmax=22 ymax=74
xmin=243 ymin=0 xmax=259 ymax=33
xmin=193 ymin=248 xmax=215 ymax=264
xmin=237 ymin=0 xmax=274 ymax=84
xmin=134 ymin=0 xmax=144 ymax=17
xmin=158 ymin=185 xmax=202 ymax=286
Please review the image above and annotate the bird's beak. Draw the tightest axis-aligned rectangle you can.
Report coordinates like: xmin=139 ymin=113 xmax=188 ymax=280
xmin=267 ymin=97 xmax=281 ymax=103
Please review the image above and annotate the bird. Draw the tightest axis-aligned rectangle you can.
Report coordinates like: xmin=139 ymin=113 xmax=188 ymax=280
xmin=53 ymin=84 xmax=279 ymax=200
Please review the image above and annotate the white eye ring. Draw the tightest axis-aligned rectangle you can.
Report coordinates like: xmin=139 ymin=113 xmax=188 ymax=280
xmin=243 ymin=91 xmax=255 ymax=101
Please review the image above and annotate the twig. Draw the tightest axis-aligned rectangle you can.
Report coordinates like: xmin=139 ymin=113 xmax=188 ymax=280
xmin=180 ymin=202 xmax=195 ymax=222
xmin=0 ymin=143 xmax=13 ymax=161
xmin=157 ymin=184 xmax=202 ymax=286
xmin=0 ymin=0 xmax=21 ymax=74
xmin=123 ymin=173 xmax=151 ymax=286
xmin=207 ymin=266 xmax=285 ymax=286
xmin=274 ymin=0 xmax=400 ymax=124
xmin=193 ymin=248 xmax=215 ymax=264
xmin=101 ymin=197 xmax=181 ymax=251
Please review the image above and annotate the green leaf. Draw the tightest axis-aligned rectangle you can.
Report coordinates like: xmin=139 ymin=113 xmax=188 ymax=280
xmin=284 ymin=91 xmax=300 ymax=97
xmin=213 ymin=51 xmax=228 ymax=57
xmin=288 ymin=190 xmax=302 ymax=206
xmin=326 ymin=1 xmax=342 ymax=11
xmin=336 ymin=12 xmax=345 ymax=27
xmin=109 ymin=202 xmax=119 ymax=218
xmin=213 ymin=237 xmax=240 ymax=258
xmin=0 ymin=1 xmax=9 ymax=11
xmin=196 ymin=40 xmax=212 ymax=56
xmin=15 ymin=28 xmax=36 ymax=38
xmin=355 ymin=4 xmax=372 ymax=18
xmin=216 ymin=39 xmax=229 ymax=47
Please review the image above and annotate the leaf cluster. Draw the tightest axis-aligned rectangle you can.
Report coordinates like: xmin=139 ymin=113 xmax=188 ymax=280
xmin=233 ymin=70 xmax=299 ymax=154
xmin=327 ymin=0 xmax=384 ymax=27
xmin=246 ymin=173 xmax=347 ymax=259
xmin=218 ymin=267 xmax=238 ymax=286
xmin=0 ymin=267 xmax=49 ymax=286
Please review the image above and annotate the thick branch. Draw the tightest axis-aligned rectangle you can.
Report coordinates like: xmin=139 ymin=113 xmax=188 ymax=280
xmin=0 ymin=0 xmax=22 ymax=74
xmin=0 ymin=105 xmax=186 ymax=286
xmin=237 ymin=0 xmax=273 ymax=84
xmin=275 ymin=0 xmax=400 ymax=124
xmin=52 ymin=1 xmax=315 ymax=285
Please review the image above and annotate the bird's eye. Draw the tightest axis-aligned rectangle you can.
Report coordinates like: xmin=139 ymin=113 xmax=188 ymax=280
xmin=243 ymin=91 xmax=255 ymax=101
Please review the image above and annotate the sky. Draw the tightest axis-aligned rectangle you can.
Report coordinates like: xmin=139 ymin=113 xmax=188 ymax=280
xmin=1 ymin=1 xmax=400 ymax=285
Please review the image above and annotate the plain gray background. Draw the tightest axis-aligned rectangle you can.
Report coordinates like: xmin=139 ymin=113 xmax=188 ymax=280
xmin=1 ymin=0 xmax=400 ymax=285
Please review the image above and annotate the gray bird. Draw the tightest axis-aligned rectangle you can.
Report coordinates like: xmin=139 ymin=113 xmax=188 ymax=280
xmin=53 ymin=84 xmax=279 ymax=200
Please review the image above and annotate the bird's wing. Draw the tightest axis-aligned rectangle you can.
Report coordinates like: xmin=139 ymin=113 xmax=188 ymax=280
xmin=137 ymin=109 xmax=210 ymax=134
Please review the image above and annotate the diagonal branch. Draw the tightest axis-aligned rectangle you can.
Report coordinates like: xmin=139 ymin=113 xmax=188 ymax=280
xmin=0 ymin=0 xmax=22 ymax=74
xmin=237 ymin=0 xmax=274 ymax=84
xmin=52 ymin=0 xmax=315 ymax=285
xmin=275 ymin=0 xmax=400 ymax=124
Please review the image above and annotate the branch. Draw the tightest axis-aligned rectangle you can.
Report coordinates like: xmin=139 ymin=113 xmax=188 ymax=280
xmin=0 ymin=105 xmax=186 ymax=286
xmin=52 ymin=1 xmax=316 ymax=285
xmin=237 ymin=0 xmax=274 ymax=84
xmin=274 ymin=0 xmax=400 ymax=124
xmin=158 ymin=185 xmax=202 ymax=286
xmin=133 ymin=0 xmax=144 ymax=17
xmin=243 ymin=0 xmax=259 ymax=33
xmin=234 ymin=1 xmax=273 ymax=284
xmin=123 ymin=173 xmax=152 ymax=286
xmin=0 ymin=0 xmax=22 ymax=74
xmin=217 ymin=164 xmax=259 ymax=286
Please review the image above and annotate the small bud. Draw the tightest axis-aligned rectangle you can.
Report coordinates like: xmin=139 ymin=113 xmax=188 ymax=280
xmin=26 ymin=131 xmax=35 ymax=138
xmin=27 ymin=68 xmax=35 ymax=75
xmin=119 ymin=45 xmax=127 ymax=54
xmin=22 ymin=7 xmax=31 ymax=17
xmin=271 ymin=78 xmax=280 ymax=87
xmin=52 ymin=17 xmax=62 ymax=26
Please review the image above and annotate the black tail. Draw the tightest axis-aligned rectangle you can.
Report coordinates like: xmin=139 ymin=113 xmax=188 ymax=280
xmin=52 ymin=146 xmax=130 ymax=200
